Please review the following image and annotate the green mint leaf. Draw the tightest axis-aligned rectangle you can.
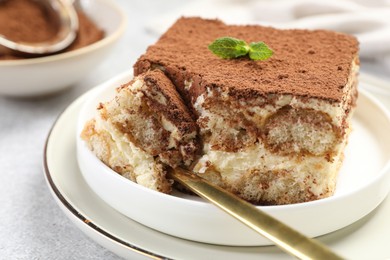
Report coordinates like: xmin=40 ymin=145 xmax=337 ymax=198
xmin=208 ymin=37 xmax=249 ymax=59
xmin=209 ymin=37 xmax=274 ymax=61
xmin=248 ymin=42 xmax=273 ymax=60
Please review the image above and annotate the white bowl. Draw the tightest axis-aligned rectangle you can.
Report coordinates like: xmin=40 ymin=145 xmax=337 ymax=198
xmin=0 ymin=0 xmax=126 ymax=97
xmin=76 ymin=72 xmax=390 ymax=246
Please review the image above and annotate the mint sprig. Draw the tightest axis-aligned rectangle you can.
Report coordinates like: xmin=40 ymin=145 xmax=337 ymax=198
xmin=208 ymin=37 xmax=273 ymax=61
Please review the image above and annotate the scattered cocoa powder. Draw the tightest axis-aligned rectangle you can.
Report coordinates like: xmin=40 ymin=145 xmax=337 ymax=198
xmin=0 ymin=0 xmax=104 ymax=60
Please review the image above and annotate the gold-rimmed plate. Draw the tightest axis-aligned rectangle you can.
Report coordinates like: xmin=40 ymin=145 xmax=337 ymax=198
xmin=44 ymin=73 xmax=390 ymax=258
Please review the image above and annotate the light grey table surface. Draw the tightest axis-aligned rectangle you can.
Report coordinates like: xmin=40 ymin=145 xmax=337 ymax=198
xmin=0 ymin=0 xmax=182 ymax=259
xmin=1 ymin=1 xmax=390 ymax=259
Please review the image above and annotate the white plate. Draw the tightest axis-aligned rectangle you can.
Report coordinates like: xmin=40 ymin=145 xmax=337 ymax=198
xmin=74 ymin=72 xmax=390 ymax=246
xmin=44 ymin=76 xmax=390 ymax=258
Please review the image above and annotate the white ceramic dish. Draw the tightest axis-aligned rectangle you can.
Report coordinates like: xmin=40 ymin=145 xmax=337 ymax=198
xmin=75 ymin=72 xmax=390 ymax=246
xmin=44 ymin=78 xmax=390 ymax=259
xmin=0 ymin=0 xmax=126 ymax=97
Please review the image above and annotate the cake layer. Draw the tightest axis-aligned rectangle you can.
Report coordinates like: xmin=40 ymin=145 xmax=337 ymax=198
xmin=192 ymin=136 xmax=348 ymax=204
xmin=193 ymin=61 xmax=358 ymax=155
xmin=81 ymin=70 xmax=199 ymax=193
xmin=82 ymin=117 xmax=172 ymax=192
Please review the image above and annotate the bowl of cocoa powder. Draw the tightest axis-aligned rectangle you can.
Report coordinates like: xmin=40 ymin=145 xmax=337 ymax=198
xmin=0 ymin=0 xmax=126 ymax=97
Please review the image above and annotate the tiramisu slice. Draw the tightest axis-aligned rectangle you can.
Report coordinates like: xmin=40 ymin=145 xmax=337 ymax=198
xmin=134 ymin=17 xmax=359 ymax=204
xmin=81 ymin=70 xmax=199 ymax=193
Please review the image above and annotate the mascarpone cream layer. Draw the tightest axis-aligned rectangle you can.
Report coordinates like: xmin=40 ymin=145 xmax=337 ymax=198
xmin=95 ymin=114 xmax=161 ymax=189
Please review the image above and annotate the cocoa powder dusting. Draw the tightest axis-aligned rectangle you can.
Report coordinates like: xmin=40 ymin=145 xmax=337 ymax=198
xmin=0 ymin=0 xmax=104 ymax=60
xmin=134 ymin=17 xmax=359 ymax=102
